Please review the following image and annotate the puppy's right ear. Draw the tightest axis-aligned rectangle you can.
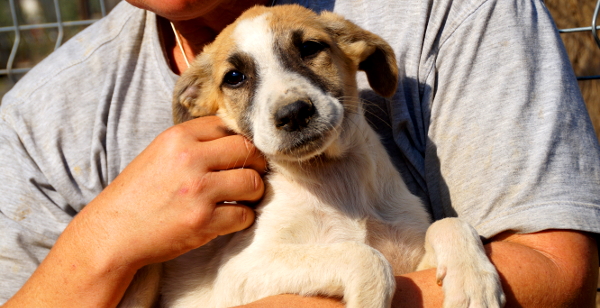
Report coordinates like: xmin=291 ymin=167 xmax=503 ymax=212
xmin=172 ymin=57 xmax=219 ymax=124
xmin=320 ymin=11 xmax=398 ymax=98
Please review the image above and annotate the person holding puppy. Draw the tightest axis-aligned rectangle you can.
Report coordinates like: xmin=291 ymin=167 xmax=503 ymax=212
xmin=1 ymin=0 xmax=599 ymax=307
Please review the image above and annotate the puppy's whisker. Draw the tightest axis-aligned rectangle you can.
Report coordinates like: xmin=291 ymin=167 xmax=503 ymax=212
xmin=221 ymin=149 xmax=244 ymax=173
xmin=345 ymin=114 xmax=363 ymax=134
xmin=240 ymin=145 xmax=253 ymax=170
xmin=342 ymin=102 xmax=388 ymax=130
xmin=360 ymin=109 xmax=392 ymax=130
xmin=361 ymin=98 xmax=389 ymax=115
xmin=350 ymin=99 xmax=393 ymax=130
xmin=350 ymin=97 xmax=394 ymax=127
xmin=222 ymin=158 xmax=235 ymax=172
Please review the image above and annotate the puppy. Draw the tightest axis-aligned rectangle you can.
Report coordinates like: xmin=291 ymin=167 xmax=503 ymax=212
xmin=120 ymin=5 xmax=505 ymax=308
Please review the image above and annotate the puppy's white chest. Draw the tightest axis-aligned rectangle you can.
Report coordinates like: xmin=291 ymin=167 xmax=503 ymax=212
xmin=255 ymin=181 xmax=370 ymax=246
xmin=162 ymin=177 xmax=372 ymax=308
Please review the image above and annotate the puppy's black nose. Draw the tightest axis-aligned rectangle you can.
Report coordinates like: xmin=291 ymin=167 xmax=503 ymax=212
xmin=274 ymin=100 xmax=315 ymax=132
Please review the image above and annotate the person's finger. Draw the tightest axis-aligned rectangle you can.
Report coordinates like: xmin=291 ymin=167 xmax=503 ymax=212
xmin=205 ymin=168 xmax=265 ymax=204
xmin=178 ymin=116 xmax=235 ymax=141
xmin=202 ymin=135 xmax=267 ymax=173
xmin=207 ymin=204 xmax=256 ymax=236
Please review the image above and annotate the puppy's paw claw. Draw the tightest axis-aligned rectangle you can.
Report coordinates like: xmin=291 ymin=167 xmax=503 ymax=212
xmin=436 ymin=265 xmax=447 ymax=286
xmin=440 ymin=267 xmax=505 ymax=308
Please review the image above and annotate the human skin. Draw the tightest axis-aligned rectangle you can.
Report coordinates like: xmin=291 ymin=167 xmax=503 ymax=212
xmin=3 ymin=0 xmax=599 ymax=307
xmin=236 ymin=230 xmax=599 ymax=308
xmin=3 ymin=116 xmax=267 ymax=308
xmin=129 ymin=0 xmax=274 ymax=75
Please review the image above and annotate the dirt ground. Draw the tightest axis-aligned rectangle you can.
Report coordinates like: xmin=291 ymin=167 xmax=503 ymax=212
xmin=543 ymin=0 xmax=600 ymax=305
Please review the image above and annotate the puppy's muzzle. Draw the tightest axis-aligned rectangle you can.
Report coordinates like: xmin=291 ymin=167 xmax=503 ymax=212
xmin=274 ymin=99 xmax=316 ymax=132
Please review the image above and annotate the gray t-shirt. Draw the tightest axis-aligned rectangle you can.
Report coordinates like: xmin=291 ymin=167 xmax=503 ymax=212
xmin=2 ymin=0 xmax=600 ymax=302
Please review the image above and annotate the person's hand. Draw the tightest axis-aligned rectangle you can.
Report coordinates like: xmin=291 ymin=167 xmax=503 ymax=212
xmin=4 ymin=116 xmax=266 ymax=308
xmin=73 ymin=116 xmax=266 ymax=270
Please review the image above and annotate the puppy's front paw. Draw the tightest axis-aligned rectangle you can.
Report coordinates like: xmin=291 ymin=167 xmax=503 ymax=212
xmin=342 ymin=244 xmax=395 ymax=308
xmin=438 ymin=258 xmax=505 ymax=308
xmin=419 ymin=218 xmax=506 ymax=308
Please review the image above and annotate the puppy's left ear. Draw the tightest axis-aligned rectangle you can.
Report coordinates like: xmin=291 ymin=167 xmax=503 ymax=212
xmin=172 ymin=56 xmax=219 ymax=124
xmin=321 ymin=12 xmax=398 ymax=98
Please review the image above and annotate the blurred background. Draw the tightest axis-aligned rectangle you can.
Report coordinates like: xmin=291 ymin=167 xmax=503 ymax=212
xmin=0 ymin=0 xmax=119 ymax=94
xmin=0 ymin=0 xmax=598 ymax=305
xmin=0 ymin=0 xmax=598 ymax=137
xmin=546 ymin=0 xmax=600 ymax=141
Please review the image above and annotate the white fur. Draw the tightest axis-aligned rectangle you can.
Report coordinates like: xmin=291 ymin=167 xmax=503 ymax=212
xmin=232 ymin=13 xmax=344 ymax=160
xmin=119 ymin=6 xmax=505 ymax=308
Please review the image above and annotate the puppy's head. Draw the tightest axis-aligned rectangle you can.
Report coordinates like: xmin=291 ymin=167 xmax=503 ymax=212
xmin=173 ymin=5 xmax=398 ymax=162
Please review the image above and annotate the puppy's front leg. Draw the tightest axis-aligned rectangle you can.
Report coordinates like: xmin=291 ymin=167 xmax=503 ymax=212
xmin=214 ymin=241 xmax=395 ymax=308
xmin=417 ymin=218 xmax=505 ymax=308
xmin=118 ymin=263 xmax=162 ymax=308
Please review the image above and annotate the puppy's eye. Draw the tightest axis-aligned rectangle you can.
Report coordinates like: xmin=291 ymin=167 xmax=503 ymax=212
xmin=300 ymin=41 xmax=327 ymax=58
xmin=223 ymin=70 xmax=246 ymax=86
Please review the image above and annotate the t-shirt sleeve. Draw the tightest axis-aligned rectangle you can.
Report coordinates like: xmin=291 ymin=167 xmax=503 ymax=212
xmin=0 ymin=104 xmax=73 ymax=302
xmin=423 ymin=0 xmax=600 ymax=238
xmin=0 ymin=2 xmax=172 ymax=303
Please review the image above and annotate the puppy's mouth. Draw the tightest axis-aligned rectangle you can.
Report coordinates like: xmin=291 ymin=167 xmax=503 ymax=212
xmin=250 ymin=94 xmax=345 ymax=162
xmin=268 ymin=114 xmax=343 ymax=162
xmin=275 ymin=128 xmax=336 ymax=160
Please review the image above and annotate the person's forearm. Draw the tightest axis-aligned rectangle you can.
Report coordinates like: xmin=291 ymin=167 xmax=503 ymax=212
xmin=479 ymin=230 xmax=598 ymax=308
xmin=4 ymin=117 xmax=267 ymax=308
xmin=395 ymin=231 xmax=597 ymax=308
xmin=395 ymin=232 xmax=597 ymax=308
xmin=3 ymin=211 xmax=137 ymax=308
xmin=238 ymin=230 xmax=598 ymax=308
xmin=234 ymin=294 xmax=344 ymax=308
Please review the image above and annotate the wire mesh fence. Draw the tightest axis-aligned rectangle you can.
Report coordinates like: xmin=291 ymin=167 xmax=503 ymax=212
xmin=557 ymin=0 xmax=600 ymax=80
xmin=0 ymin=0 xmax=119 ymax=96
xmin=0 ymin=0 xmax=598 ymax=96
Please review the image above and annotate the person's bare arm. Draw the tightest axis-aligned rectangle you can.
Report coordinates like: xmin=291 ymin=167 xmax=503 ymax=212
xmin=238 ymin=230 xmax=598 ymax=308
xmin=3 ymin=116 xmax=266 ymax=308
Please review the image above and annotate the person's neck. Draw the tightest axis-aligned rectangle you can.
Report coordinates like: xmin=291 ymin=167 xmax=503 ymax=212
xmin=161 ymin=0 xmax=273 ymax=75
